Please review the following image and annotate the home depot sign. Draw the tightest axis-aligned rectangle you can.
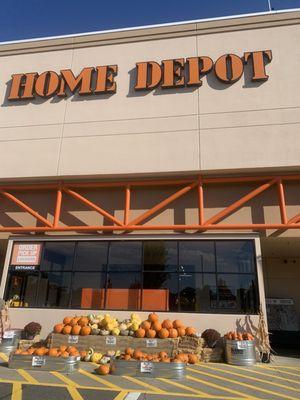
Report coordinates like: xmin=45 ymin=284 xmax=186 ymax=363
xmin=7 ymin=50 xmax=272 ymax=100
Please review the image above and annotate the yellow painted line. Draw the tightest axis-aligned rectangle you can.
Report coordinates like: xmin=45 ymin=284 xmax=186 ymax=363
xmin=17 ymin=369 xmax=39 ymax=384
xmin=51 ymin=371 xmax=81 ymax=387
xmin=78 ymin=368 xmax=122 ymax=390
xmin=188 ymin=367 xmax=299 ymax=400
xmin=186 ymin=374 xmax=254 ymax=399
xmin=201 ymin=363 xmax=300 ymax=394
xmin=158 ymin=377 xmax=211 ymax=396
xmin=225 ymin=364 xmax=300 ymax=385
xmin=268 ymin=365 xmax=300 ymax=371
xmin=260 ymin=367 xmax=300 ymax=379
xmin=11 ymin=382 xmax=22 ymax=400
xmin=123 ymin=375 xmax=165 ymax=394
xmin=67 ymin=386 xmax=84 ymax=400
xmin=113 ymin=392 xmax=128 ymax=400
xmin=0 ymin=352 xmax=9 ymax=362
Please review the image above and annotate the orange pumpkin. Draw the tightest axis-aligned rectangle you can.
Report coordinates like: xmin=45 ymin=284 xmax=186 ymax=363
xmin=135 ymin=328 xmax=146 ymax=338
xmin=97 ymin=365 xmax=110 ymax=375
xmin=177 ymin=327 xmax=186 ymax=337
xmin=78 ymin=317 xmax=89 ymax=327
xmin=44 ymin=348 xmax=49 ymax=355
xmin=59 ymin=345 xmax=68 ymax=353
xmin=162 ymin=357 xmax=171 ymax=362
xmin=71 ymin=325 xmax=81 ymax=335
xmin=34 ymin=347 xmax=46 ymax=356
xmin=49 ymin=348 xmax=59 ymax=357
xmin=80 ymin=326 xmax=91 ymax=336
xmin=20 ymin=351 xmax=29 ymax=355
xmin=185 ymin=327 xmax=196 ymax=336
xmin=158 ymin=328 xmax=169 ymax=339
xmin=148 ymin=313 xmax=159 ymax=323
xmin=67 ymin=346 xmax=77 ymax=353
xmin=188 ymin=354 xmax=198 ymax=364
xmin=125 ymin=347 xmax=134 ymax=356
xmin=62 ymin=325 xmax=72 ymax=335
xmin=173 ymin=319 xmax=184 ymax=329
xmin=140 ymin=320 xmax=151 ymax=330
xmin=176 ymin=353 xmax=188 ymax=363
xmin=79 ymin=351 xmax=87 ymax=360
xmin=63 ymin=317 xmax=73 ymax=325
xmin=133 ymin=350 xmax=143 ymax=360
xmin=27 ymin=348 xmax=35 ymax=355
xmin=152 ymin=321 xmax=162 ymax=332
xmin=124 ymin=354 xmax=131 ymax=360
xmin=61 ymin=351 xmax=70 ymax=358
xmin=54 ymin=323 xmax=64 ymax=334
xmin=146 ymin=329 xmax=156 ymax=338
xmin=70 ymin=317 xmax=80 ymax=327
xmin=172 ymin=358 xmax=182 ymax=363
xmin=162 ymin=319 xmax=173 ymax=329
xmin=169 ymin=328 xmax=178 ymax=338
xmin=159 ymin=351 xmax=168 ymax=359
xmin=14 ymin=349 xmax=22 ymax=355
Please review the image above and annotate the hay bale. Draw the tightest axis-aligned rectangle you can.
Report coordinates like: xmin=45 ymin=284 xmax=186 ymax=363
xmin=201 ymin=347 xmax=224 ymax=363
xmin=176 ymin=336 xmax=204 ymax=356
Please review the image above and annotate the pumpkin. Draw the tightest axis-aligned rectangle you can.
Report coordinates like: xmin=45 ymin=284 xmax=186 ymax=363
xmin=49 ymin=348 xmax=59 ymax=357
xmin=44 ymin=348 xmax=49 ymax=355
xmin=159 ymin=351 xmax=168 ymax=359
xmin=67 ymin=346 xmax=77 ymax=353
xmin=152 ymin=321 xmax=162 ymax=332
xmin=80 ymin=326 xmax=91 ymax=336
xmin=140 ymin=320 xmax=151 ymax=330
xmin=125 ymin=347 xmax=134 ymax=356
xmin=133 ymin=350 xmax=143 ymax=360
xmin=172 ymin=358 xmax=182 ymax=363
xmin=34 ymin=347 xmax=46 ymax=356
xmin=79 ymin=351 xmax=87 ymax=360
xmin=69 ymin=350 xmax=79 ymax=357
xmin=20 ymin=351 xmax=29 ymax=355
xmin=70 ymin=317 xmax=80 ymax=327
xmin=63 ymin=317 xmax=73 ymax=325
xmin=169 ymin=328 xmax=178 ymax=338
xmin=124 ymin=354 xmax=131 ymax=360
xmin=27 ymin=348 xmax=35 ymax=355
xmin=78 ymin=317 xmax=89 ymax=327
xmin=61 ymin=351 xmax=70 ymax=358
xmin=186 ymin=327 xmax=196 ymax=336
xmin=14 ymin=349 xmax=22 ymax=355
xmin=54 ymin=323 xmax=64 ymax=334
xmin=96 ymin=365 xmax=110 ymax=375
xmin=146 ymin=329 xmax=156 ymax=338
xmin=173 ymin=319 xmax=184 ymax=329
xmin=188 ymin=354 xmax=198 ymax=364
xmin=59 ymin=345 xmax=68 ymax=353
xmin=162 ymin=319 xmax=173 ymax=329
xmin=148 ymin=312 xmax=159 ymax=323
xmin=176 ymin=353 xmax=188 ymax=363
xmin=162 ymin=357 xmax=171 ymax=362
xmin=158 ymin=328 xmax=169 ymax=339
xmin=62 ymin=325 xmax=72 ymax=335
xmin=177 ymin=327 xmax=186 ymax=337
xmin=135 ymin=328 xmax=146 ymax=338
xmin=71 ymin=325 xmax=81 ymax=335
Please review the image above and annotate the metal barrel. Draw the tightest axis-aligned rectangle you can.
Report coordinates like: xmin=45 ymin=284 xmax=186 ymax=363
xmin=225 ymin=339 xmax=256 ymax=366
xmin=110 ymin=359 xmax=186 ymax=379
xmin=8 ymin=354 xmax=80 ymax=373
xmin=0 ymin=329 xmax=23 ymax=354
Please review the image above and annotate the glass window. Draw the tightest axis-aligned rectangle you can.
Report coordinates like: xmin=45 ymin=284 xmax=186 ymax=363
xmin=179 ymin=273 xmax=202 ymax=312
xmin=74 ymin=241 xmax=108 ymax=271
xmin=143 ymin=272 xmax=178 ymax=311
xmin=108 ymin=241 xmax=142 ymax=271
xmin=144 ymin=241 xmax=178 ymax=272
xmin=37 ymin=271 xmax=72 ymax=308
xmin=40 ymin=242 xmax=75 ymax=272
xmin=179 ymin=241 xmax=215 ymax=273
xmin=71 ymin=272 xmax=106 ymax=308
xmin=216 ymin=241 xmax=255 ymax=273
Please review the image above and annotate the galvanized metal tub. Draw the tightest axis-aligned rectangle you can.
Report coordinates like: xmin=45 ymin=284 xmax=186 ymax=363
xmin=225 ymin=339 xmax=256 ymax=366
xmin=8 ymin=354 xmax=80 ymax=374
xmin=0 ymin=329 xmax=23 ymax=354
xmin=110 ymin=359 xmax=186 ymax=379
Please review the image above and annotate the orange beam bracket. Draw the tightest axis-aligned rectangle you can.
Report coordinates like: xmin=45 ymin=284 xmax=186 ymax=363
xmin=203 ymin=178 xmax=277 ymax=226
xmin=128 ymin=182 xmax=197 ymax=226
xmin=124 ymin=185 xmax=131 ymax=225
xmin=277 ymin=179 xmax=288 ymax=224
xmin=0 ymin=190 xmax=52 ymax=227
xmin=197 ymin=176 xmax=204 ymax=225
xmin=53 ymin=188 xmax=62 ymax=228
xmin=64 ymin=188 xmax=124 ymax=227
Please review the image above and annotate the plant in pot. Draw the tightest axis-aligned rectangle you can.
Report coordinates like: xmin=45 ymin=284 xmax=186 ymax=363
xmin=24 ymin=322 xmax=42 ymax=340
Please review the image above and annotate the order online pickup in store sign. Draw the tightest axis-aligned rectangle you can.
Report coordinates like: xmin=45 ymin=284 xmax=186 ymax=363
xmin=6 ymin=50 xmax=272 ymax=101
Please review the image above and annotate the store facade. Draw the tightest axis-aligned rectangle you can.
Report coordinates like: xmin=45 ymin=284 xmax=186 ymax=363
xmin=0 ymin=10 xmax=299 ymax=340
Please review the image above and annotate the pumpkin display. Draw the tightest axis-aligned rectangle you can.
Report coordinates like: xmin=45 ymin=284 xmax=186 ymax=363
xmin=158 ymin=328 xmax=169 ymax=339
xmin=140 ymin=320 xmax=151 ymax=331
xmin=135 ymin=328 xmax=146 ymax=338
xmin=162 ymin=319 xmax=173 ymax=330
xmin=78 ymin=317 xmax=89 ymax=327
xmin=48 ymin=348 xmax=59 ymax=357
xmin=173 ymin=319 xmax=184 ymax=329
xmin=185 ymin=327 xmax=196 ymax=336
xmin=34 ymin=348 xmax=46 ymax=356
xmin=224 ymin=331 xmax=254 ymax=341
xmin=81 ymin=326 xmax=91 ymax=336
xmin=177 ymin=327 xmax=186 ymax=337
xmin=63 ymin=317 xmax=73 ymax=325
xmin=70 ymin=317 xmax=80 ymax=327
xmin=146 ymin=329 xmax=156 ymax=338
xmin=96 ymin=365 xmax=110 ymax=375
xmin=133 ymin=350 xmax=143 ymax=360
xmin=125 ymin=347 xmax=134 ymax=356
xmin=148 ymin=313 xmax=159 ymax=323
xmin=62 ymin=325 xmax=72 ymax=335
xmin=54 ymin=323 xmax=64 ymax=333
xmin=169 ymin=328 xmax=178 ymax=338
xmin=151 ymin=321 xmax=162 ymax=332
xmin=71 ymin=325 xmax=81 ymax=335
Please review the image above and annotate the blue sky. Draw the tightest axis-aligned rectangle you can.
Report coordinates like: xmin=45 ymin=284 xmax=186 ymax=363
xmin=1 ymin=0 xmax=300 ymax=42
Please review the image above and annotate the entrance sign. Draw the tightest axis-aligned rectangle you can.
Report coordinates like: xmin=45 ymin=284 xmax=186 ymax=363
xmin=11 ymin=243 xmax=42 ymax=266
xmin=7 ymin=50 xmax=272 ymax=101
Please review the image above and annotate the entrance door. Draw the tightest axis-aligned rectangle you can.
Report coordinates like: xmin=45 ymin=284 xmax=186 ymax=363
xmin=6 ymin=272 xmax=38 ymax=307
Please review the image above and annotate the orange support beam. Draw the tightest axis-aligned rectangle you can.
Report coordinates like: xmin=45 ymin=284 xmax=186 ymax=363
xmin=124 ymin=185 xmax=131 ymax=225
xmin=197 ymin=177 xmax=204 ymax=225
xmin=53 ymin=189 xmax=62 ymax=228
xmin=277 ymin=179 xmax=288 ymax=224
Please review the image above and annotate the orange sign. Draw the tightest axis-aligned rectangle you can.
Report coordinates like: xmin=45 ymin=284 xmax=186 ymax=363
xmin=7 ymin=50 xmax=272 ymax=100
xmin=11 ymin=243 xmax=42 ymax=265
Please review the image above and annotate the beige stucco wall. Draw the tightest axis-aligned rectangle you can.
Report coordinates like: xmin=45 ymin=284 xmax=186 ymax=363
xmin=0 ymin=11 xmax=299 ymax=180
